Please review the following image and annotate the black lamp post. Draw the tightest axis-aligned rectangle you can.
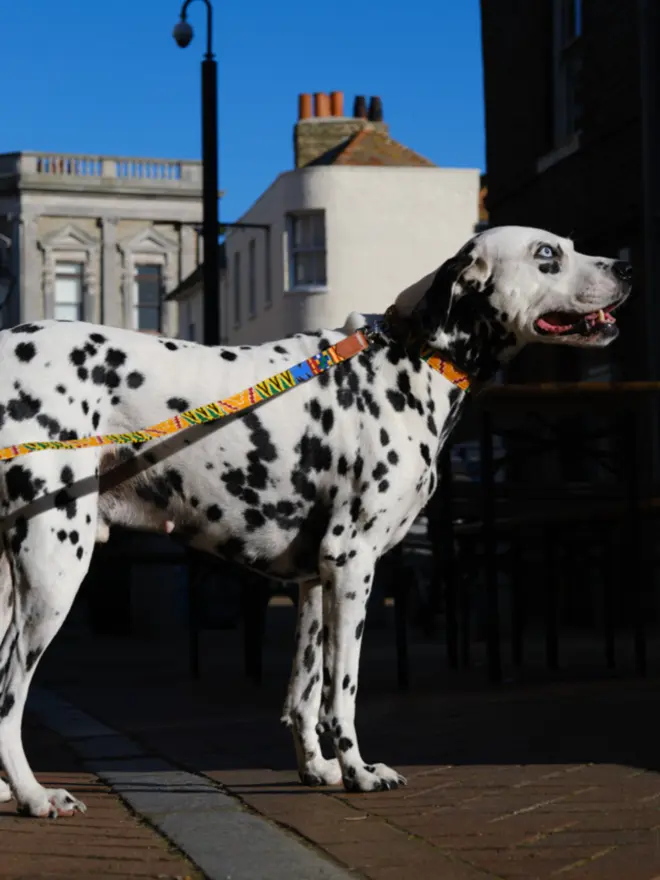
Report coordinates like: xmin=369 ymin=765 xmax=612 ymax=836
xmin=173 ymin=0 xmax=221 ymax=346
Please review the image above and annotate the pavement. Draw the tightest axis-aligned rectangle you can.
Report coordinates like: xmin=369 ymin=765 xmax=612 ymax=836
xmin=0 ymin=713 xmax=201 ymax=880
xmin=5 ymin=598 xmax=660 ymax=879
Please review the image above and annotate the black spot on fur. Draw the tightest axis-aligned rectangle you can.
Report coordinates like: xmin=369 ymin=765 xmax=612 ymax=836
xmin=126 ymin=371 xmax=145 ymax=389
xmin=322 ymin=409 xmax=334 ymax=433
xmin=206 ymin=504 xmax=223 ymax=522
xmin=0 ymin=694 xmax=15 ymax=719
xmin=15 ymin=342 xmax=36 ymax=363
xmin=10 ymin=517 xmax=28 ymax=554
xmin=244 ymin=508 xmax=266 ymax=530
xmin=303 ymin=645 xmax=315 ymax=673
xmin=11 ymin=323 xmax=42 ymax=335
xmin=355 ymin=620 xmax=364 ymax=639
xmin=8 ymin=390 xmax=41 ymax=421
xmin=36 ymin=413 xmax=61 ymax=439
xmin=25 ymin=648 xmax=43 ymax=672
xmin=70 ymin=348 xmax=87 ymax=367
xmin=106 ymin=348 xmax=127 ymax=368
xmin=135 ymin=468 xmax=184 ymax=510
xmin=6 ymin=465 xmax=45 ymax=503
xmin=372 ymin=462 xmax=388 ymax=480
xmin=167 ymin=397 xmax=189 ymax=413
xmin=386 ymin=389 xmax=406 ymax=412
xmin=220 ymin=350 xmax=238 ymax=361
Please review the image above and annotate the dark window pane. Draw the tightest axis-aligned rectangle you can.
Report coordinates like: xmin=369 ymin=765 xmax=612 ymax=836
xmin=138 ymin=306 xmax=160 ymax=331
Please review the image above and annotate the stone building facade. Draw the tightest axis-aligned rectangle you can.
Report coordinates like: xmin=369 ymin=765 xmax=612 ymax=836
xmin=0 ymin=152 xmax=204 ymax=335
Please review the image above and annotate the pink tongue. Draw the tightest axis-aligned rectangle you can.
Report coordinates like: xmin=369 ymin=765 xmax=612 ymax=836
xmin=537 ymin=316 xmax=575 ymax=333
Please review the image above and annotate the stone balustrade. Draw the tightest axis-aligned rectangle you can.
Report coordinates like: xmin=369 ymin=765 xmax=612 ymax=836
xmin=0 ymin=152 xmax=203 ymax=194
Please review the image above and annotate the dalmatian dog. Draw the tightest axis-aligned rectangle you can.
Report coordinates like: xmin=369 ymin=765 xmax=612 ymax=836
xmin=0 ymin=226 xmax=630 ymax=817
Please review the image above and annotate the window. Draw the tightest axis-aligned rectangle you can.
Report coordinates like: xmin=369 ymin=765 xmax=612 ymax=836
xmin=248 ymin=239 xmax=257 ymax=318
xmin=233 ymin=251 xmax=241 ymax=326
xmin=54 ymin=261 xmax=84 ymax=321
xmin=552 ymin=0 xmax=583 ymax=146
xmin=288 ymin=212 xmax=326 ymax=289
xmin=133 ymin=263 xmax=162 ymax=331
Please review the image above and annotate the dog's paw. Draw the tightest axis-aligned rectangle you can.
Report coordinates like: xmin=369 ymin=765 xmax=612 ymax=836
xmin=18 ymin=787 xmax=87 ymax=818
xmin=343 ymin=762 xmax=407 ymax=793
xmin=299 ymin=757 xmax=343 ymax=787
xmin=0 ymin=779 xmax=13 ymax=803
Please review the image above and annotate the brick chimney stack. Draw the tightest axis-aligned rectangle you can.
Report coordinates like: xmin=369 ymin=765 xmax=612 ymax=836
xmin=293 ymin=92 xmax=389 ymax=168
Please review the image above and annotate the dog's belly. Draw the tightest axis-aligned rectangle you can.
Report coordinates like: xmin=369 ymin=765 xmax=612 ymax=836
xmin=100 ymin=467 xmax=340 ymax=582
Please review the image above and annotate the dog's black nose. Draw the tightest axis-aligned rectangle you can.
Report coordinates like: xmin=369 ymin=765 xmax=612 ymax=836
xmin=612 ymin=260 xmax=632 ymax=282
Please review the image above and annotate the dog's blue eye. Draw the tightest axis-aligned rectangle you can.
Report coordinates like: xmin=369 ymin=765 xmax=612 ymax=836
xmin=537 ymin=245 xmax=555 ymax=259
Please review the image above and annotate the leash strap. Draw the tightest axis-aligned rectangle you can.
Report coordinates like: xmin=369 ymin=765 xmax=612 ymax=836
xmin=0 ymin=326 xmax=471 ymax=464
xmin=0 ymin=331 xmax=371 ymax=463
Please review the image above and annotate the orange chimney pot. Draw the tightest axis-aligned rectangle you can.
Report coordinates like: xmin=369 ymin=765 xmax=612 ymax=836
xmin=314 ymin=92 xmax=331 ymax=117
xmin=330 ymin=91 xmax=344 ymax=117
xmin=298 ymin=93 xmax=313 ymax=120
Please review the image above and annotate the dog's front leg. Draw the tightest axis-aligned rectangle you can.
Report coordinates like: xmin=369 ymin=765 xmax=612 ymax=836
xmin=319 ymin=555 xmax=407 ymax=792
xmin=281 ymin=581 xmax=342 ymax=786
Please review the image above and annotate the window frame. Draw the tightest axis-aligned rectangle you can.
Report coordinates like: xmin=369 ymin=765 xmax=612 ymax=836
xmin=54 ymin=260 xmax=85 ymax=322
xmin=552 ymin=0 xmax=583 ymax=148
xmin=286 ymin=211 xmax=327 ymax=292
xmin=132 ymin=262 xmax=163 ymax=333
xmin=248 ymin=238 xmax=257 ymax=319
xmin=233 ymin=250 xmax=241 ymax=327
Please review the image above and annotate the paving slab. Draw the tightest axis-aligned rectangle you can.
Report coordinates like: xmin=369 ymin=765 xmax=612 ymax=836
xmin=28 ymin=687 xmax=355 ymax=880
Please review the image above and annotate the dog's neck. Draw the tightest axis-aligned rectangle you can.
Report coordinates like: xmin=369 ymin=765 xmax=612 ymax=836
xmin=389 ymin=269 xmax=520 ymax=382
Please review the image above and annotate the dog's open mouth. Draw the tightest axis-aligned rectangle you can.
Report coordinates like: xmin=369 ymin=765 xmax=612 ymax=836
xmin=534 ymin=306 xmax=618 ymax=337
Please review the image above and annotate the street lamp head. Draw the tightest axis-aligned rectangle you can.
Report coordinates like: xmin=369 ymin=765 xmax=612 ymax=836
xmin=172 ymin=19 xmax=194 ymax=48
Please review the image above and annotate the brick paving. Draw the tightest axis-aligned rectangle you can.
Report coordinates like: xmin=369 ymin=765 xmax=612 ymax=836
xmin=0 ymin=716 xmax=201 ymax=880
xmin=29 ymin=604 xmax=660 ymax=879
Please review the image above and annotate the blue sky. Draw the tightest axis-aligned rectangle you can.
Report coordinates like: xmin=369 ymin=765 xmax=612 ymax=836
xmin=2 ymin=0 xmax=485 ymax=222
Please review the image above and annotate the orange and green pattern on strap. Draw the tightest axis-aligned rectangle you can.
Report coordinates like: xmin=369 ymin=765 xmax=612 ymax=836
xmin=0 ymin=330 xmax=371 ymax=463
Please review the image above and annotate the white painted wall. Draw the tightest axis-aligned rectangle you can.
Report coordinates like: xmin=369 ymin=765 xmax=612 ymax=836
xmin=178 ymin=165 xmax=480 ymax=345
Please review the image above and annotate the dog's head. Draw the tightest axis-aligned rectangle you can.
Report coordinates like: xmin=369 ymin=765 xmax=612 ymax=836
xmin=393 ymin=226 xmax=632 ymax=379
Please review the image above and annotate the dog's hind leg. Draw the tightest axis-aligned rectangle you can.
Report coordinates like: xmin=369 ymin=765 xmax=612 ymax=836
xmin=0 ymin=455 xmax=98 ymax=817
xmin=281 ymin=581 xmax=342 ymax=786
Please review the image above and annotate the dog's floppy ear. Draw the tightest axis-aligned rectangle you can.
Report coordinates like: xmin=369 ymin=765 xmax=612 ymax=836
xmin=413 ymin=240 xmax=491 ymax=338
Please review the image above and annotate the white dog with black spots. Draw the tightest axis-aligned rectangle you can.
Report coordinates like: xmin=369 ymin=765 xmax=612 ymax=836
xmin=0 ymin=226 xmax=630 ymax=816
